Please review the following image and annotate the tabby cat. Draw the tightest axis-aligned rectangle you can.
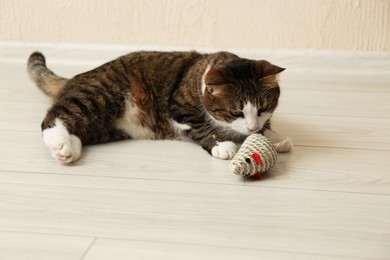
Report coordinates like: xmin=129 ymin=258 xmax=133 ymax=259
xmin=27 ymin=51 xmax=292 ymax=163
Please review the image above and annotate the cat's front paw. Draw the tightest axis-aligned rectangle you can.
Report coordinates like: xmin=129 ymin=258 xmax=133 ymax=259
xmin=211 ymin=141 xmax=237 ymax=160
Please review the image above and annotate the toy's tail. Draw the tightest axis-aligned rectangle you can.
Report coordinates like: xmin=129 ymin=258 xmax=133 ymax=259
xmin=27 ymin=52 xmax=68 ymax=98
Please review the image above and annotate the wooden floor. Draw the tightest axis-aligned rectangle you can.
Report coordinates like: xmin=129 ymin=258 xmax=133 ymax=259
xmin=1 ymin=44 xmax=390 ymax=260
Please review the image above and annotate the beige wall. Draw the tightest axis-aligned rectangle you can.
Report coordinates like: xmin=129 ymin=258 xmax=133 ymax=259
xmin=1 ymin=0 xmax=389 ymax=51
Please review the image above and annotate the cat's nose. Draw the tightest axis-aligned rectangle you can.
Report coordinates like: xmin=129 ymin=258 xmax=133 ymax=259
xmin=247 ymin=125 xmax=260 ymax=132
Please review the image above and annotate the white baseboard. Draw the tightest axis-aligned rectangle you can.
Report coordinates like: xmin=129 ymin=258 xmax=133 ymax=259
xmin=1 ymin=41 xmax=390 ymax=76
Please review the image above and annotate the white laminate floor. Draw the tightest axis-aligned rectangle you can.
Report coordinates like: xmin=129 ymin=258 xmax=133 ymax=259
xmin=0 ymin=45 xmax=389 ymax=260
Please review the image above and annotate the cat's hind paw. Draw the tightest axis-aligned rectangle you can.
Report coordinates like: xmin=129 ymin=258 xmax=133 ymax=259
xmin=42 ymin=119 xmax=82 ymax=163
xmin=48 ymin=135 xmax=81 ymax=163
xmin=211 ymin=141 xmax=237 ymax=160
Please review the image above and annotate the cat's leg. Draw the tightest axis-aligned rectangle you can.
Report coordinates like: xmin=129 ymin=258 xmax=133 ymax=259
xmin=40 ymin=97 xmax=89 ymax=163
xmin=188 ymin=127 xmax=239 ymax=160
xmin=41 ymin=97 xmax=128 ymax=163
xmin=42 ymin=118 xmax=82 ymax=163
xmin=40 ymin=81 xmax=130 ymax=163
xmin=263 ymin=128 xmax=293 ymax=153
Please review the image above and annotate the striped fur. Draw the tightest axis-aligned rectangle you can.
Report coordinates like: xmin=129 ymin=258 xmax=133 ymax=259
xmin=27 ymin=51 xmax=285 ymax=162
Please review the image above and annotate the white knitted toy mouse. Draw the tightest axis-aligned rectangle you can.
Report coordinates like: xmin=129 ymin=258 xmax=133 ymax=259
xmin=229 ymin=134 xmax=287 ymax=177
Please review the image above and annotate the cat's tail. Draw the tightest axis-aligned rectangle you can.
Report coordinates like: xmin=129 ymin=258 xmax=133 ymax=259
xmin=27 ymin=52 xmax=68 ymax=98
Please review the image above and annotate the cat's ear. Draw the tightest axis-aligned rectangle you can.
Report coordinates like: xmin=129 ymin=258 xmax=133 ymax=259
xmin=204 ymin=65 xmax=232 ymax=96
xmin=205 ymin=85 xmax=224 ymax=95
xmin=256 ymin=60 xmax=285 ymax=80
xmin=205 ymin=65 xmax=232 ymax=86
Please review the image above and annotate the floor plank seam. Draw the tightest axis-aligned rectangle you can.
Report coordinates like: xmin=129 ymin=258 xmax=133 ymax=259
xmin=0 ymin=229 xmax=95 ymax=239
xmin=0 ymin=229 xmax=385 ymax=260
xmin=0 ymin=169 xmax=246 ymax=187
xmin=79 ymin=237 xmax=97 ymax=260
xmin=1 ymin=169 xmax=389 ymax=197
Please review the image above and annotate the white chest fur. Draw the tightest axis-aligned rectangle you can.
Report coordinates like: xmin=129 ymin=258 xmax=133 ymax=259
xmin=115 ymin=100 xmax=155 ymax=139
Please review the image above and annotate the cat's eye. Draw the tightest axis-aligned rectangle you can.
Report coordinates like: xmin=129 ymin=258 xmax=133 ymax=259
xmin=230 ymin=111 xmax=244 ymax=118
xmin=257 ymin=108 xmax=266 ymax=116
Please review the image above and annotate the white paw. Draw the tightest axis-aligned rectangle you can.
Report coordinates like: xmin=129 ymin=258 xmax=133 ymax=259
xmin=42 ymin=119 xmax=82 ymax=163
xmin=275 ymin=137 xmax=293 ymax=153
xmin=211 ymin=141 xmax=238 ymax=160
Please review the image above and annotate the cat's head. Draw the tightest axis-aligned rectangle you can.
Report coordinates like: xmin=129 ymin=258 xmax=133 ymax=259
xmin=203 ymin=59 xmax=285 ymax=135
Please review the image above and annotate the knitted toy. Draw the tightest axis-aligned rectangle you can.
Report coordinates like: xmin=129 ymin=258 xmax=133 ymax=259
xmin=229 ymin=134 xmax=281 ymax=178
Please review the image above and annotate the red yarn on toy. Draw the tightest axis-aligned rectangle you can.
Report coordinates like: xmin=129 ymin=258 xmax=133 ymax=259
xmin=251 ymin=152 xmax=263 ymax=179
xmin=253 ymin=172 xmax=263 ymax=179
xmin=252 ymin=152 xmax=262 ymax=165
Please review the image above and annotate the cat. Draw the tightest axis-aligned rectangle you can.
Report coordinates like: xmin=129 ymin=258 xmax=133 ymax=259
xmin=27 ymin=51 xmax=292 ymax=163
